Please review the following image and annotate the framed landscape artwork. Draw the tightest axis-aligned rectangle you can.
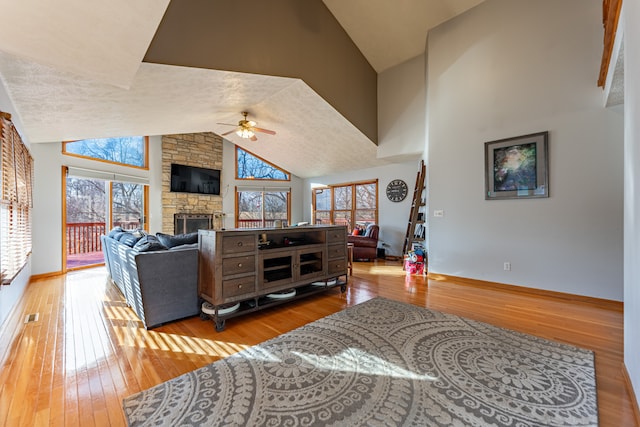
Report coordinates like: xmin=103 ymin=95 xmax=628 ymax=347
xmin=484 ymin=131 xmax=549 ymax=200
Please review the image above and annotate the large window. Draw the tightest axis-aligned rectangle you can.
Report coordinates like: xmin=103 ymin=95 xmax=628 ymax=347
xmin=236 ymin=147 xmax=290 ymax=180
xmin=235 ymin=148 xmax=291 ymax=228
xmin=63 ymin=136 xmax=148 ymax=169
xmin=0 ymin=112 xmax=33 ymax=284
xmin=236 ymin=187 xmax=290 ymax=228
xmin=312 ymin=180 xmax=378 ymax=231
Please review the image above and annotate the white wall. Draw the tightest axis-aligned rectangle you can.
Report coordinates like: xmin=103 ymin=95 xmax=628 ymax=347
xmin=302 ymin=160 xmax=420 ymax=257
xmin=426 ymin=0 xmax=624 ymax=300
xmin=0 ymin=79 xmax=31 ymax=328
xmin=623 ymin=0 xmax=640 ymax=410
xmin=378 ymin=54 xmax=426 ymax=162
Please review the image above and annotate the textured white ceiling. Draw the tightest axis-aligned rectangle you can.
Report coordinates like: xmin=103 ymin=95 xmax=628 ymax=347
xmin=0 ymin=0 xmax=169 ymax=88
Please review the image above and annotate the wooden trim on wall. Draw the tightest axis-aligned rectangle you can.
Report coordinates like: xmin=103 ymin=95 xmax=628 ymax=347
xmin=61 ymin=136 xmax=150 ymax=170
xmin=597 ymin=0 xmax=623 ymax=87
xmin=622 ymin=364 xmax=640 ymax=425
xmin=61 ymin=166 xmax=68 ymax=274
xmin=235 ymin=146 xmax=291 ymax=181
xmin=30 ymin=271 xmax=64 ymax=281
xmin=428 ymin=273 xmax=623 ymax=312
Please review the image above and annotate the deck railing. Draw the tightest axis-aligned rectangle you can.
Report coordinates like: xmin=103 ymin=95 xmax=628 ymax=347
xmin=237 ymin=219 xmax=283 ymax=229
xmin=66 ymin=221 xmax=140 ymax=255
xmin=66 ymin=222 xmax=106 ymax=255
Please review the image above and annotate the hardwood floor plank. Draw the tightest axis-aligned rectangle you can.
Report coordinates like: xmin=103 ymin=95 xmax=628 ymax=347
xmin=0 ymin=262 xmax=637 ymax=426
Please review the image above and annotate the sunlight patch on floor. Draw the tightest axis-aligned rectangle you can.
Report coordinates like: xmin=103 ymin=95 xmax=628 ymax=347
xmin=113 ymin=327 xmax=250 ymax=357
xmin=366 ymin=265 xmax=407 ymax=276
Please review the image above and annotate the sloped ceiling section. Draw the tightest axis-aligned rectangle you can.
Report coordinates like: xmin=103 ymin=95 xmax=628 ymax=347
xmin=144 ymin=0 xmax=378 ymax=145
xmin=0 ymin=0 xmax=170 ymax=88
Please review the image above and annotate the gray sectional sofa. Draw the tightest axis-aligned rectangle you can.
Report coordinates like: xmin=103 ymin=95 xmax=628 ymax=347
xmin=101 ymin=229 xmax=200 ymax=329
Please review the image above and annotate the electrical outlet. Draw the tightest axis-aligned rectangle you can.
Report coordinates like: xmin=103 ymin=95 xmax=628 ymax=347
xmin=434 ymin=209 xmax=444 ymax=217
xmin=504 ymin=262 xmax=511 ymax=271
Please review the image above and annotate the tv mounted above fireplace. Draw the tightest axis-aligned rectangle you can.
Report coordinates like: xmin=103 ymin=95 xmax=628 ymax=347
xmin=170 ymin=163 xmax=221 ymax=195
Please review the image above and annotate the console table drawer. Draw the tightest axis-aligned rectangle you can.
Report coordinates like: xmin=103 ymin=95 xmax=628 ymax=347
xmin=328 ymin=259 xmax=347 ymax=274
xmin=327 ymin=229 xmax=346 ymax=244
xmin=222 ymin=276 xmax=256 ymax=299
xmin=222 ymin=235 xmax=256 ymax=254
xmin=223 ymin=255 xmax=255 ymax=276
xmin=327 ymin=243 xmax=345 ymax=259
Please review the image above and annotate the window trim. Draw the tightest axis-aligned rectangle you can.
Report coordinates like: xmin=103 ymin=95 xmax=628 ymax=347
xmin=62 ymin=136 xmax=150 ymax=170
xmin=235 ymin=147 xmax=291 ymax=181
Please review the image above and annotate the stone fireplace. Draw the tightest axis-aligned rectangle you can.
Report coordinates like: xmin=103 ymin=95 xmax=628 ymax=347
xmin=161 ymin=132 xmax=223 ymax=234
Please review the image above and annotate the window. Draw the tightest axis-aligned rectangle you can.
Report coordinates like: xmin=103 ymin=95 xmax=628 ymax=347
xmin=312 ymin=180 xmax=378 ymax=231
xmin=0 ymin=112 xmax=33 ymax=284
xmin=236 ymin=187 xmax=290 ymax=228
xmin=236 ymin=147 xmax=290 ymax=180
xmin=63 ymin=136 xmax=149 ymax=169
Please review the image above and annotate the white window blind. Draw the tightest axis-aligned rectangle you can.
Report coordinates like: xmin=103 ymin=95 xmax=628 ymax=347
xmin=236 ymin=186 xmax=291 ymax=193
xmin=66 ymin=166 xmax=149 ymax=185
xmin=0 ymin=112 xmax=33 ymax=284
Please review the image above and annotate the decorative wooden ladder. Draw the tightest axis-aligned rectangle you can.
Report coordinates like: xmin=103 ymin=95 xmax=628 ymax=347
xmin=402 ymin=160 xmax=427 ymax=261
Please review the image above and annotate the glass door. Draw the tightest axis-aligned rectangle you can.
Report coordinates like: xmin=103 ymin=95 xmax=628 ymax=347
xmin=111 ymin=182 xmax=146 ymax=231
xmin=65 ymin=176 xmax=108 ymax=270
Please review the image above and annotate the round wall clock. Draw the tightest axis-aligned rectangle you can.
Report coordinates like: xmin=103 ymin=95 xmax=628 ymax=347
xmin=386 ymin=179 xmax=408 ymax=202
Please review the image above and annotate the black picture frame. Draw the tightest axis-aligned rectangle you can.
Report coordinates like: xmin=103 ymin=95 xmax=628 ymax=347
xmin=484 ymin=131 xmax=549 ymax=200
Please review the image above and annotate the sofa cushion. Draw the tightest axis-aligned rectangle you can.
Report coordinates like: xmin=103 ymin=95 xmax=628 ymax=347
xmin=134 ymin=235 xmax=168 ymax=252
xmin=119 ymin=232 xmax=142 ymax=247
xmin=111 ymin=231 xmax=126 ymax=241
xmin=156 ymin=232 xmax=199 ymax=249
xmin=131 ymin=228 xmax=147 ymax=238
xmin=108 ymin=226 xmax=124 ymax=238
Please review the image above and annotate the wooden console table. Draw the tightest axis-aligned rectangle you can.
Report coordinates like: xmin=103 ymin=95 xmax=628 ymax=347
xmin=198 ymin=225 xmax=348 ymax=331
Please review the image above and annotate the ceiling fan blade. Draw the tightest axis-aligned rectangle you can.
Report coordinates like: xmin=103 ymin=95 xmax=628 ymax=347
xmin=216 ymin=123 xmax=239 ymax=127
xmin=250 ymin=135 xmax=258 ymax=142
xmin=253 ymin=127 xmax=276 ymax=135
xmin=221 ymin=129 xmax=237 ymax=136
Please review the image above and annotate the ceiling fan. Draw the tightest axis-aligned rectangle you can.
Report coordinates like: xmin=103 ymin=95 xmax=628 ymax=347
xmin=218 ymin=112 xmax=276 ymax=141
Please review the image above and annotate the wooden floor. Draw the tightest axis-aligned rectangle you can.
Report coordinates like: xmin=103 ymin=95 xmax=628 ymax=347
xmin=0 ymin=261 xmax=637 ymax=426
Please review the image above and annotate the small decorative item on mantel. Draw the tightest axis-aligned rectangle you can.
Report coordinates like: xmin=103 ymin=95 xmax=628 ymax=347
xmin=213 ymin=211 xmax=226 ymax=230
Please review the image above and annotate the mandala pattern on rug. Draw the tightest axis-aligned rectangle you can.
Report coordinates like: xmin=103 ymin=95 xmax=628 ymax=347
xmin=123 ymin=297 xmax=598 ymax=426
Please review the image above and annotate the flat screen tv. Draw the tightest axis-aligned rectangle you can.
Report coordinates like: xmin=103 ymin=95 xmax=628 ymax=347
xmin=170 ymin=163 xmax=221 ymax=195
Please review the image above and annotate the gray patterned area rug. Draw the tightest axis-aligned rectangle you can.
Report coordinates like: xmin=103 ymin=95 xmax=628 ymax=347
xmin=123 ymin=297 xmax=598 ymax=426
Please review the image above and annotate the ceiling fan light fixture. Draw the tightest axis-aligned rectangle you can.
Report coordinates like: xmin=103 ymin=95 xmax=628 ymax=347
xmin=236 ymin=128 xmax=255 ymax=139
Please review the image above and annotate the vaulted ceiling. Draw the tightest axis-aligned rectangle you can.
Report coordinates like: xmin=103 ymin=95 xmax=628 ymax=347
xmin=0 ymin=0 xmax=484 ymax=178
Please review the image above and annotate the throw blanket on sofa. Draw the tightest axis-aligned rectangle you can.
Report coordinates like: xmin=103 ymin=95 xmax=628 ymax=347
xmin=123 ymin=297 xmax=598 ymax=426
